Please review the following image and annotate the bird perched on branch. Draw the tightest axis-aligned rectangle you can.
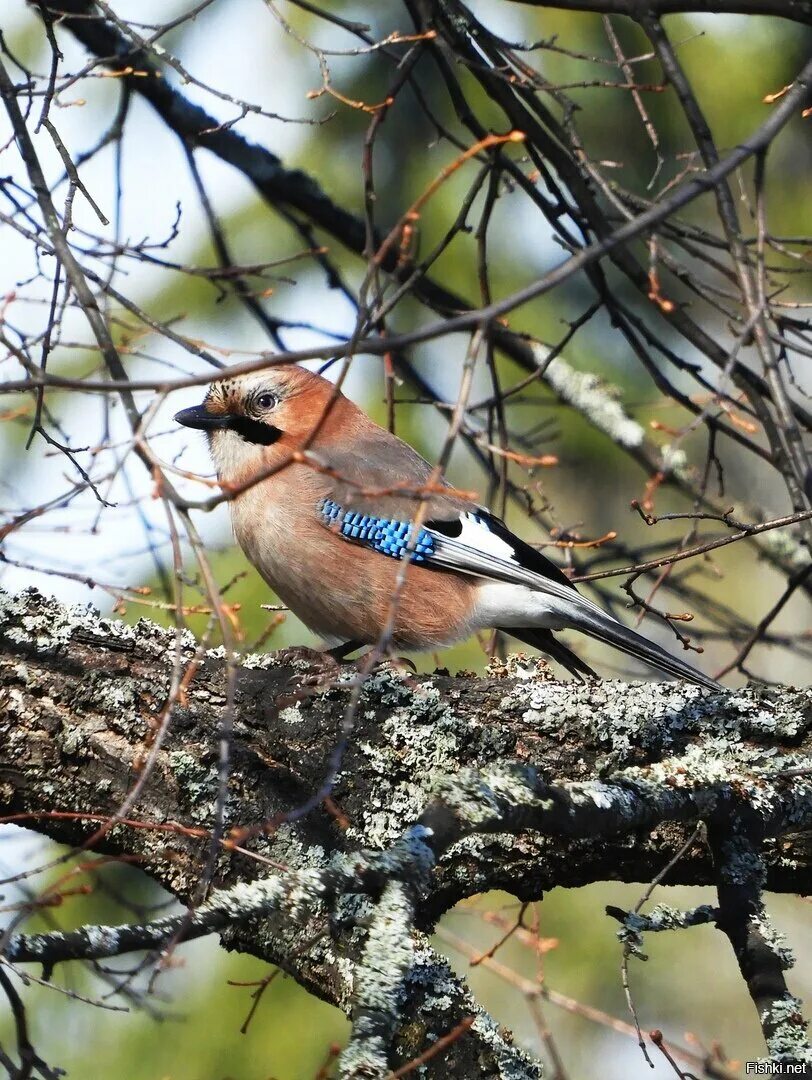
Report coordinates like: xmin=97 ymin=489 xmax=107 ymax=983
xmin=175 ymin=364 xmax=719 ymax=691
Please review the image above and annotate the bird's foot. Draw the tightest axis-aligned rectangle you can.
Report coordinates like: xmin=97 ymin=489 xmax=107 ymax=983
xmin=355 ymin=653 xmax=418 ymax=677
xmin=270 ymin=645 xmax=347 ymax=678
xmin=386 ymin=655 xmax=418 ymax=674
xmin=269 ymin=646 xmax=363 ymax=702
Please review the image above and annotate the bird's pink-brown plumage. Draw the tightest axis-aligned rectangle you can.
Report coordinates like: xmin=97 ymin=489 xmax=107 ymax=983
xmin=206 ymin=365 xmax=480 ymax=649
xmin=176 ymin=362 xmax=720 ymax=689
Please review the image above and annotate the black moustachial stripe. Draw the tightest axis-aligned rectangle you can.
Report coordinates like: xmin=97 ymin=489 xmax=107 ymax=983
xmin=227 ymin=416 xmax=283 ymax=446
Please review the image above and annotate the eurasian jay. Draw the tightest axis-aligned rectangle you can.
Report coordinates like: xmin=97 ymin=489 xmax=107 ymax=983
xmin=175 ymin=364 xmax=719 ymax=690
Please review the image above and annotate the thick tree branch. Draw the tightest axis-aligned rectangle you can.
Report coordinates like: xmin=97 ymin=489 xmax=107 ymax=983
xmin=505 ymin=0 xmax=812 ymax=27
xmin=1 ymin=587 xmax=811 ymax=1071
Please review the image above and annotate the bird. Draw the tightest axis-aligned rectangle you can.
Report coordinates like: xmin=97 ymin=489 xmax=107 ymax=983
xmin=175 ymin=363 xmax=719 ymax=691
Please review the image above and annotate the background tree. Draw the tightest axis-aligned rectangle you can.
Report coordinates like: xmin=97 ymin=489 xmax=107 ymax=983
xmin=0 ymin=2 xmax=811 ymax=1078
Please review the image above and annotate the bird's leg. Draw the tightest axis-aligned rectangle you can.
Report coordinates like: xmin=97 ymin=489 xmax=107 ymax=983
xmin=325 ymin=639 xmax=364 ymax=661
xmin=329 ymin=641 xmax=417 ymax=673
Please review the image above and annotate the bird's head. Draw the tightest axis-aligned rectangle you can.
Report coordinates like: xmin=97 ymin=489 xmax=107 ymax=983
xmin=174 ymin=363 xmax=340 ymax=481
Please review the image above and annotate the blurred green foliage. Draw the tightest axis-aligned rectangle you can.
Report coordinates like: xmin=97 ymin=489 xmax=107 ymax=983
xmin=4 ymin=859 xmax=349 ymax=1080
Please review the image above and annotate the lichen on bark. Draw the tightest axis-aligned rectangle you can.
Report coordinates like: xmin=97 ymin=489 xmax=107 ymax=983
xmin=1 ymin=586 xmax=811 ymax=1073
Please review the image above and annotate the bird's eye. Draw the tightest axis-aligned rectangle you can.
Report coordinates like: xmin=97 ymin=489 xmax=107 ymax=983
xmin=256 ymin=392 xmax=277 ymax=411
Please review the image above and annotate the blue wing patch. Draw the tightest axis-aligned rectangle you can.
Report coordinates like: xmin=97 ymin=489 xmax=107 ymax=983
xmin=319 ymin=498 xmax=579 ymax=592
xmin=319 ymin=498 xmax=436 ymax=562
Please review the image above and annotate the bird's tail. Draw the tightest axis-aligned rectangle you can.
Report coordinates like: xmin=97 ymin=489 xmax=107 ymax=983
xmin=562 ymin=602 xmax=721 ymax=692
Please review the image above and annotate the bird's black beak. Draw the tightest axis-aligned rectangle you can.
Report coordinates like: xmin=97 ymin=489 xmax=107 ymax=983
xmin=174 ymin=404 xmax=232 ymax=431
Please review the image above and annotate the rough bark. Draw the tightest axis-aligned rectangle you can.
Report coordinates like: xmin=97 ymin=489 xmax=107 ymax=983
xmin=1 ymin=587 xmax=811 ymax=1075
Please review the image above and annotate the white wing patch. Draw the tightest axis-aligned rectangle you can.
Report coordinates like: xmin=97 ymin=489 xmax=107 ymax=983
xmin=423 ymin=511 xmax=719 ymax=691
xmin=455 ymin=512 xmax=519 ymax=562
xmin=425 ymin=510 xmax=611 ymax=619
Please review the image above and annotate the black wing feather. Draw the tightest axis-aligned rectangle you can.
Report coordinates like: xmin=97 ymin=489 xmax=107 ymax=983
xmin=427 ymin=508 xmax=575 ymax=591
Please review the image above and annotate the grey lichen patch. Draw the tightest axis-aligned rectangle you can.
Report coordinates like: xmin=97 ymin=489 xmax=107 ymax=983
xmin=279 ymin=703 xmax=304 ymax=725
xmin=752 ymin=913 xmax=795 ymax=971
xmin=429 ymin=764 xmax=549 ymax=831
xmin=644 ymin=902 xmax=716 ymax=930
xmin=0 ymin=586 xmax=193 ymax=659
xmin=340 ymin=894 xmax=543 ymax=1079
xmin=626 ymin=740 xmax=734 ymax=788
xmin=91 ymin=676 xmax=140 ymax=712
xmin=540 ymin=349 xmax=645 ymax=449
xmin=0 ymin=586 xmax=315 ymax=694
xmin=339 ymin=881 xmax=415 ymax=1078
xmin=587 ymin=681 xmax=708 ymax=755
xmin=718 ymin=835 xmax=767 ymax=888
xmin=611 ymin=738 xmax=812 ymax=841
xmin=60 ymin=723 xmax=91 ymax=757
xmin=427 ymin=770 xmax=508 ymax=829
xmin=659 ymin=442 xmax=689 ymax=477
xmin=410 ymin=939 xmax=459 ymax=1015
xmin=204 ymin=867 xmax=330 ymax=929
xmin=408 ymin=940 xmax=542 ymax=1079
xmin=167 ymin=750 xmax=220 ymax=811
xmin=473 ymin=1020 xmax=544 ymax=1080
xmin=10 ymin=923 xmax=122 ymax=961
xmin=272 ymin=824 xmax=328 ymax=877
xmin=755 ymin=523 xmax=811 ymax=572
xmin=338 ymin=1033 xmax=389 ymax=1079
xmin=501 ymin=674 xmax=811 ymax=767
xmin=357 ymin=881 xmax=415 ymax=1011
xmin=82 ymin=924 xmax=127 ymax=956
xmin=499 ymin=677 xmax=712 ymax=757
xmin=357 ymin=664 xmax=419 ymax=708
xmin=777 ymin=771 xmax=812 ymax=831
xmin=614 ymin=903 xmax=717 ymax=955
xmin=71 ymin=673 xmax=142 ymax=724
xmin=350 ymin=677 xmax=474 ymax=847
xmin=8 ymin=867 xmax=335 ymax=969
xmin=761 ymin=994 xmax=812 ymax=1063
xmin=239 ymin=650 xmax=288 ymax=670
xmin=441 ymin=830 xmax=533 ymax=878
xmin=725 ymin=689 xmax=811 ymax=740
